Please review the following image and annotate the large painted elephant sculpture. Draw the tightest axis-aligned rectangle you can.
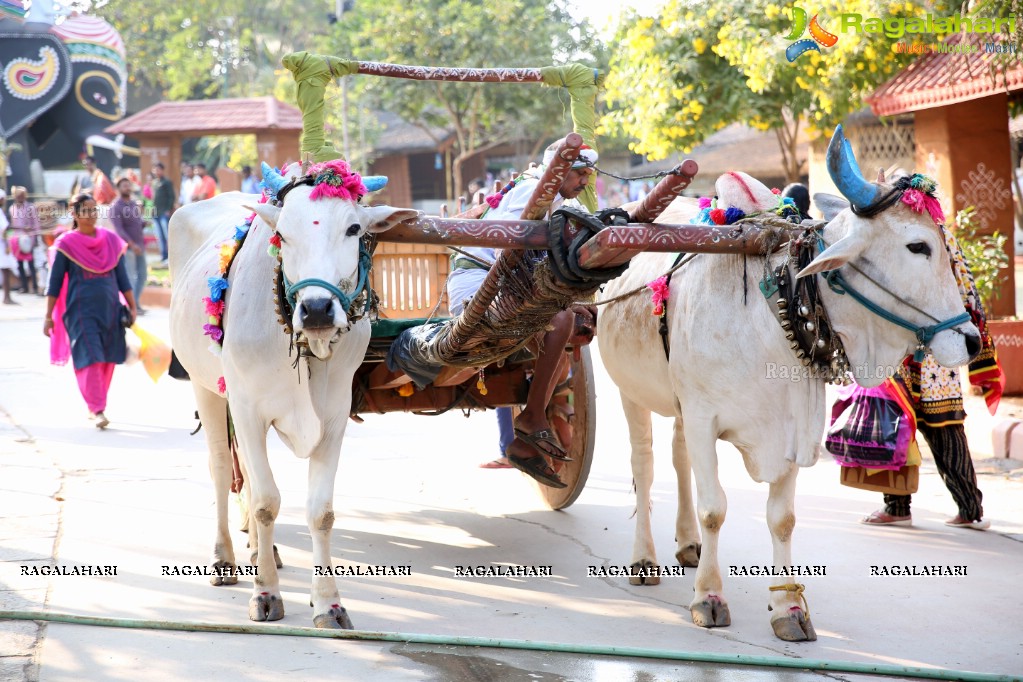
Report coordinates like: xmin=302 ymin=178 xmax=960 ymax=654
xmin=0 ymin=9 xmax=128 ymax=193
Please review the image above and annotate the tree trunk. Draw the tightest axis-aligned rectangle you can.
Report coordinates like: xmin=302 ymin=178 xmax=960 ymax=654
xmin=451 ymin=139 xmax=511 ymax=202
xmin=774 ymin=110 xmax=802 ymax=184
xmin=453 ymin=152 xmax=464 ymax=204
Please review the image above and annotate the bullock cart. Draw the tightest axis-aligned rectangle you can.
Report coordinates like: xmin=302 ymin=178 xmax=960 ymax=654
xmin=313 ymin=58 xmax=792 ymax=509
xmin=168 ymin=54 xmax=851 ymax=630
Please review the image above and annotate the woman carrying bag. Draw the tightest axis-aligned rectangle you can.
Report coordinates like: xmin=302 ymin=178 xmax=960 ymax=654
xmin=44 ymin=193 xmax=137 ymax=429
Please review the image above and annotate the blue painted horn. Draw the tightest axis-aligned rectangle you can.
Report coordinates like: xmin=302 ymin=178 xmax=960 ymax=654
xmin=260 ymin=161 xmax=289 ymax=196
xmin=362 ymin=175 xmax=388 ymax=192
xmin=826 ymin=124 xmax=879 ymax=210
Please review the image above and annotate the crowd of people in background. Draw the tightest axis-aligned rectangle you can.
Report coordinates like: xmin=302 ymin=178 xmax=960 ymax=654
xmin=1 ymin=157 xmax=242 ymax=307
xmin=16 ymin=156 xmax=244 ymax=429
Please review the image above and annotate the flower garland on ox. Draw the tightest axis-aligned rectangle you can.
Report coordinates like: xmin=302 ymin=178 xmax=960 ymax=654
xmin=203 ymin=212 xmax=256 ymax=395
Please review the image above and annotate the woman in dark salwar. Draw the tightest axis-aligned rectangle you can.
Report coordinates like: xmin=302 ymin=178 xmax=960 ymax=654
xmin=43 ymin=194 xmax=137 ymax=429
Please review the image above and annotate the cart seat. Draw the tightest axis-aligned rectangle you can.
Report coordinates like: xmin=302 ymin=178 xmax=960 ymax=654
xmin=371 ymin=317 xmax=450 ymax=339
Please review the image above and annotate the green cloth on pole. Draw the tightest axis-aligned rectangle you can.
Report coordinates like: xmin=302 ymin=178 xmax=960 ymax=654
xmin=540 ymin=64 xmax=605 ymax=212
xmin=282 ymin=52 xmax=359 ymax=163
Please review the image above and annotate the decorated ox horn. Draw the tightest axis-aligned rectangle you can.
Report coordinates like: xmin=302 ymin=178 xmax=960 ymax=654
xmin=362 ymin=176 xmax=388 ymax=192
xmin=826 ymin=124 xmax=879 ymax=210
xmin=260 ymin=161 xmax=289 ymax=196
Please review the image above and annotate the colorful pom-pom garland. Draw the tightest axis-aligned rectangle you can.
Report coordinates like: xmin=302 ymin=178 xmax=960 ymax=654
xmin=694 ymin=193 xmax=799 ymax=226
xmin=898 ymin=174 xmax=944 ymax=225
xmin=648 ymin=275 xmax=670 ymax=316
xmin=203 ymin=211 xmax=255 ymax=395
xmin=484 ymin=174 xmax=524 ymax=209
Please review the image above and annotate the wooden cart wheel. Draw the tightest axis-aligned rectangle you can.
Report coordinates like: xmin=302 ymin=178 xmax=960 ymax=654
xmin=517 ymin=345 xmax=596 ymax=510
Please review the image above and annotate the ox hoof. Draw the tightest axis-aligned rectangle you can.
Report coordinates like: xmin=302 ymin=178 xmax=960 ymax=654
xmin=209 ymin=560 xmax=239 ymax=586
xmin=771 ymin=607 xmax=817 ymax=642
xmin=249 ymin=545 xmax=284 ymax=569
xmin=675 ymin=543 xmax=701 ymax=568
xmin=690 ymin=595 xmax=731 ymax=628
xmin=629 ymin=560 xmax=661 ymax=586
xmin=313 ymin=605 xmax=354 ymax=630
xmin=249 ymin=592 xmax=285 ymax=622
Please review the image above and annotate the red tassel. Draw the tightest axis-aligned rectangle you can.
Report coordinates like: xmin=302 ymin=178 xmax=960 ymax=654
xmin=709 ymin=208 xmax=726 ymax=225
xmin=485 ymin=193 xmax=502 ymax=208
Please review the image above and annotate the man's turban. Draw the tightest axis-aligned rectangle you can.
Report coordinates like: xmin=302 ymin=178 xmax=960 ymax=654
xmin=542 ymin=138 xmax=598 ymax=169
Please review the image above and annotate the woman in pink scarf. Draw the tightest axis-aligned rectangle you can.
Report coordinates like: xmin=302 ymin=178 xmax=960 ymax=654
xmin=43 ymin=194 xmax=137 ymax=429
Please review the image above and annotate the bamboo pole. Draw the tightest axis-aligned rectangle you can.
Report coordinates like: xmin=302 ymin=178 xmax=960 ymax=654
xmin=355 ymin=62 xmax=545 ymax=83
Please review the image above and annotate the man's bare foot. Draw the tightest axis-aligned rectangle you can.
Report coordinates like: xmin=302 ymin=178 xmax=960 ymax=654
xmin=479 ymin=457 xmax=513 ymax=469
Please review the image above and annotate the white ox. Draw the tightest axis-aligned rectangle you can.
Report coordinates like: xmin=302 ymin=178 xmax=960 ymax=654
xmin=169 ymin=164 xmax=416 ymax=628
xmin=597 ymin=127 xmax=979 ymax=641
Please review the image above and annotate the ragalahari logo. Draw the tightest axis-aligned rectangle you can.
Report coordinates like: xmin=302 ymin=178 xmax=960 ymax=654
xmin=785 ymin=7 xmax=839 ymax=61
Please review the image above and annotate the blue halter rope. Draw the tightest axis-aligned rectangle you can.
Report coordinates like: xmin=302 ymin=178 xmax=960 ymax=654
xmin=816 ymin=238 xmax=969 ymax=362
xmin=281 ymin=239 xmax=373 ymax=318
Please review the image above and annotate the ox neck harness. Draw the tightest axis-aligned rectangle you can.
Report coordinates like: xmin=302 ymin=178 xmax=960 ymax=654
xmin=267 ymin=172 xmax=375 ymax=351
xmin=271 ymin=240 xmax=373 ymax=338
xmin=761 ymin=227 xmax=850 ymax=384
xmin=761 ymin=221 xmax=972 ymax=381
xmin=820 ymin=253 xmax=969 ymax=363
xmin=829 ymin=173 xmax=970 ymax=362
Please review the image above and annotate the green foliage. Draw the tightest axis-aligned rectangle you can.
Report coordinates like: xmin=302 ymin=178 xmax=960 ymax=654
xmin=954 ymin=206 xmax=1010 ymax=312
xmin=329 ymin=0 xmax=605 ymax=197
xmin=94 ymin=0 xmax=334 ymax=99
xmin=601 ymin=0 xmax=961 ymax=165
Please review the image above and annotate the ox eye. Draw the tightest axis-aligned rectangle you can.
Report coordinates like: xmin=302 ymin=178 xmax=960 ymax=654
xmin=346 ymin=223 xmax=361 ymax=237
xmin=906 ymin=242 xmax=931 ymax=257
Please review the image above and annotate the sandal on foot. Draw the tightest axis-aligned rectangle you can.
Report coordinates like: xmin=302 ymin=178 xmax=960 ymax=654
xmin=507 ymin=453 xmax=566 ymax=489
xmin=861 ymin=510 xmax=911 ymax=526
xmin=944 ymin=516 xmax=990 ymax=530
xmin=94 ymin=412 xmax=109 ymax=430
xmin=479 ymin=458 xmax=513 ymax=469
xmin=513 ymin=427 xmax=571 ymax=462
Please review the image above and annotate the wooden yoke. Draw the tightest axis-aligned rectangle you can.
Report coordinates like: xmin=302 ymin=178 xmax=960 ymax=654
xmin=568 ymin=159 xmax=703 ymax=269
xmin=574 ymin=222 xmax=788 ymax=269
xmin=629 ymin=159 xmax=700 ymax=223
xmin=436 ymin=134 xmax=582 ymax=356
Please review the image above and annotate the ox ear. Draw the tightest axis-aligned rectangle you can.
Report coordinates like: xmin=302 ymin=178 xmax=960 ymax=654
xmin=243 ymin=203 xmax=281 ymax=229
xmin=797 ymin=232 xmax=868 ymax=279
xmin=361 ymin=205 xmax=420 ymax=234
xmin=812 ymin=193 xmax=849 ymax=222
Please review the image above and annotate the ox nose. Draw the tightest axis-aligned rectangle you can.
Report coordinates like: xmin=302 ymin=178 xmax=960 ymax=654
xmin=964 ymin=332 xmax=981 ymax=360
xmin=299 ymin=297 xmax=335 ymax=329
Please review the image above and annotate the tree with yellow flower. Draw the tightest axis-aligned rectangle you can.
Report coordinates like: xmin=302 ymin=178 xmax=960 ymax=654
xmin=603 ymin=0 xmax=965 ymax=182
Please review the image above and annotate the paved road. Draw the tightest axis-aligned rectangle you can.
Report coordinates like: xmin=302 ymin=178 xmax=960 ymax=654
xmin=1 ymin=296 xmax=1021 ymax=681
